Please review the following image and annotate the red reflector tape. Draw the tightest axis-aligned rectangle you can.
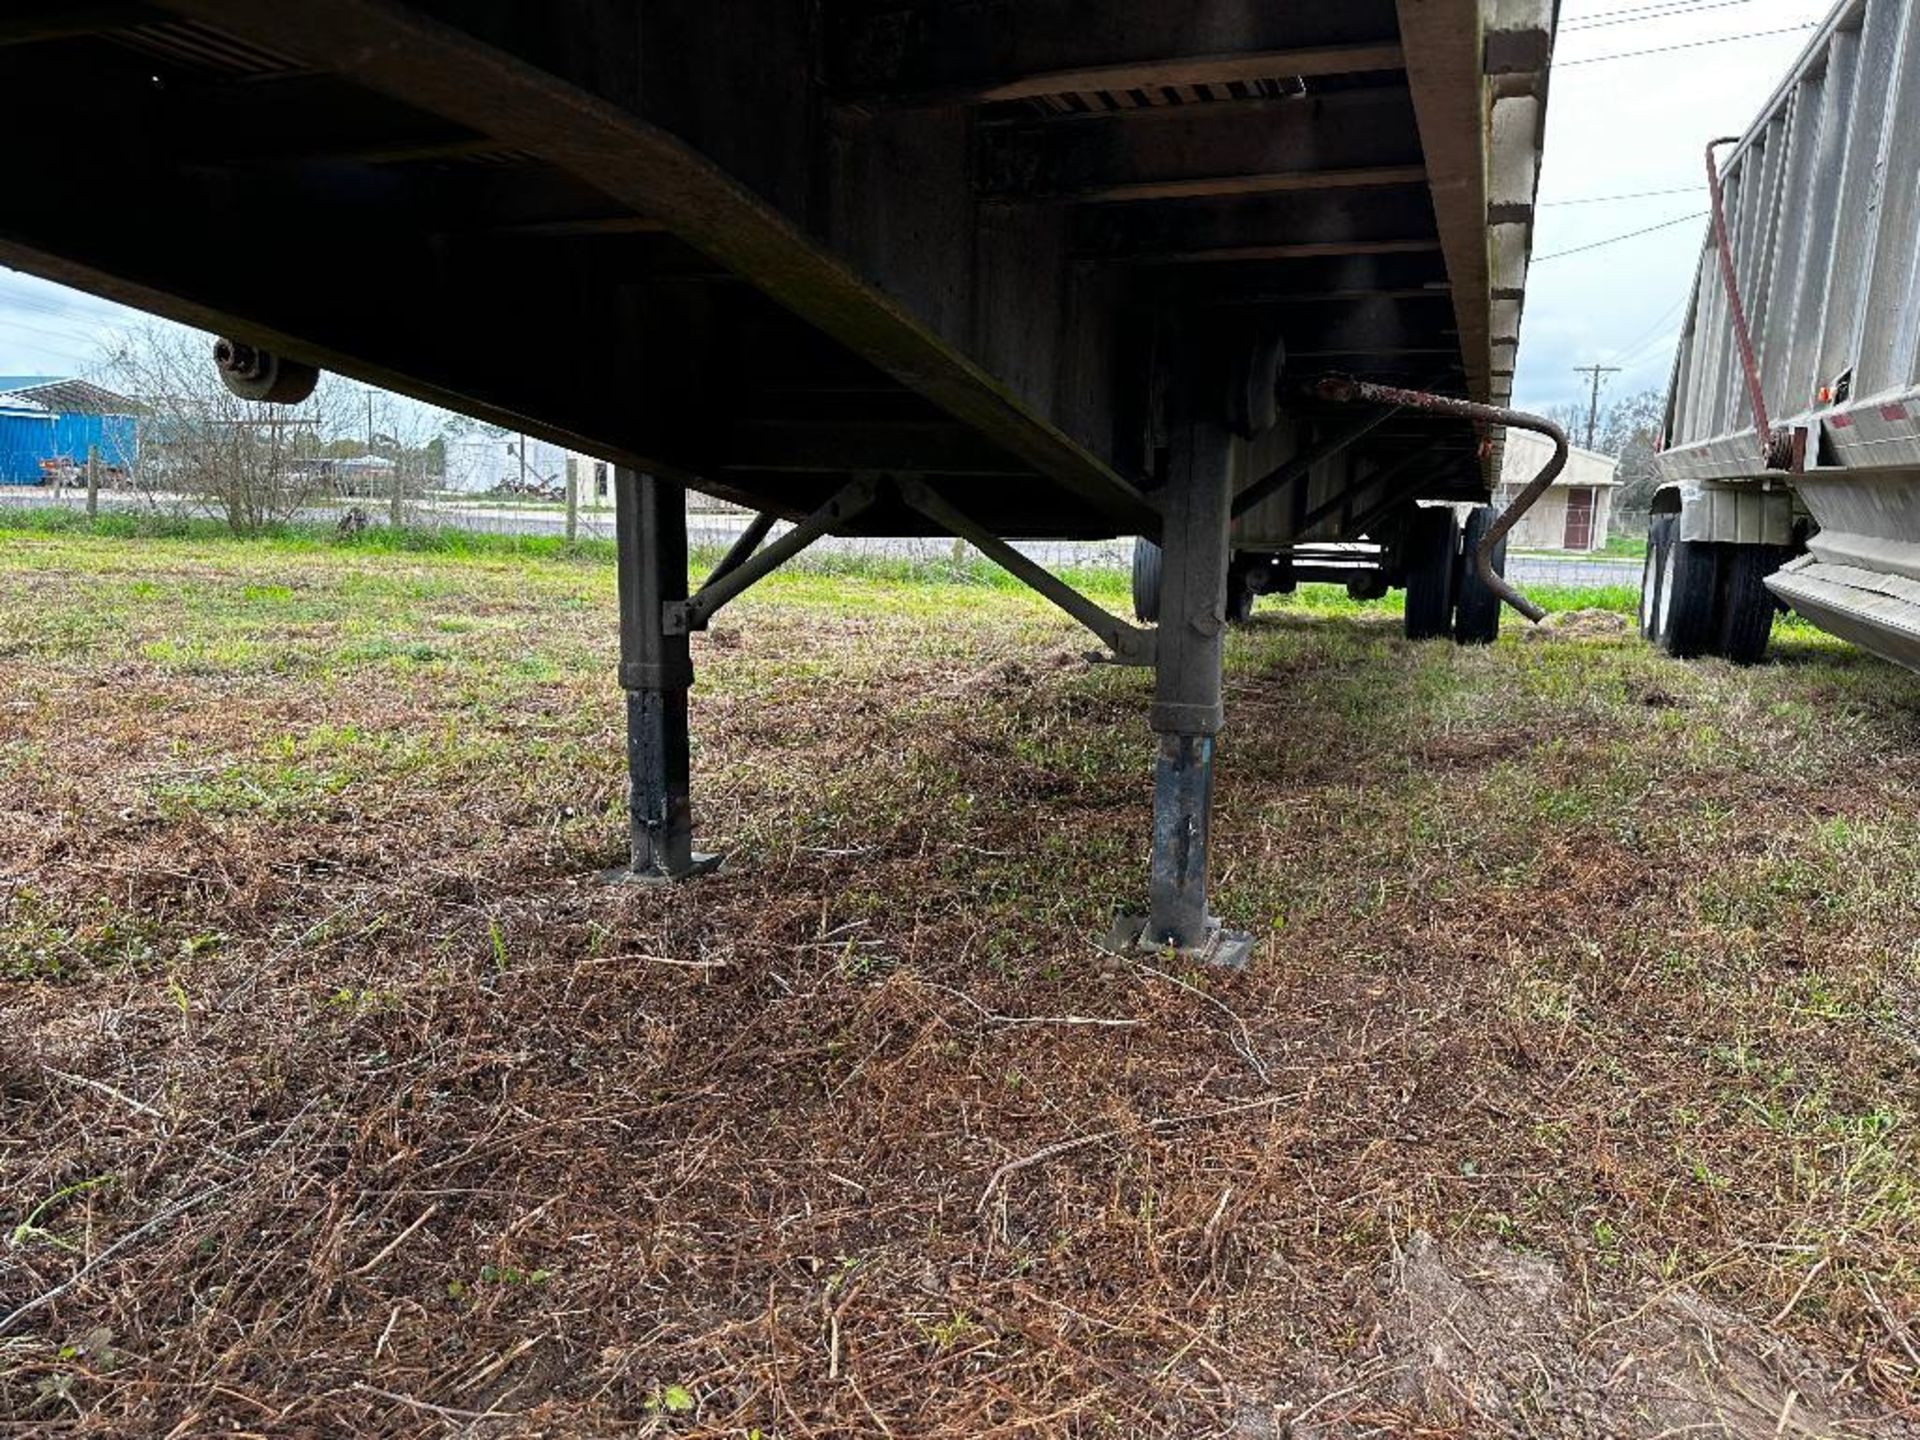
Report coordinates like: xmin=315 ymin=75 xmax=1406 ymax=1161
xmin=1831 ymin=414 xmax=1854 ymax=428
xmin=1882 ymin=404 xmax=1909 ymax=422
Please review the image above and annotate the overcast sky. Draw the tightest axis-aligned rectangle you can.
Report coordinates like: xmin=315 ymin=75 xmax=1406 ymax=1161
xmin=0 ymin=0 xmax=1837 ymax=423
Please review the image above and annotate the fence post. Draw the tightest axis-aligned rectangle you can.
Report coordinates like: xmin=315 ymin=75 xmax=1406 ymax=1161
xmin=566 ymin=459 xmax=579 ymax=543
xmin=85 ymin=445 xmax=99 ymax=520
xmin=390 ymin=464 xmax=402 ymax=529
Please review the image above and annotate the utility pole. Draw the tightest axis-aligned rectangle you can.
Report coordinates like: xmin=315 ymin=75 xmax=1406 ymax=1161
xmin=1573 ymin=364 xmax=1621 ymax=450
xmin=565 ymin=456 xmax=579 ymax=542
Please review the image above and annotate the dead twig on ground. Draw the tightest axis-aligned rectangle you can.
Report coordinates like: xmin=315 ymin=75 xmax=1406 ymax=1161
xmin=0 ymin=1183 xmax=230 ymax=1336
xmin=976 ymin=1092 xmax=1295 ymax=1218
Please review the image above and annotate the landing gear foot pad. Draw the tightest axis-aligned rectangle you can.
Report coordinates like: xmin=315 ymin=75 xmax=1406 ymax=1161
xmin=600 ymin=853 xmax=723 ymax=886
xmin=1098 ymin=913 xmax=1255 ymax=971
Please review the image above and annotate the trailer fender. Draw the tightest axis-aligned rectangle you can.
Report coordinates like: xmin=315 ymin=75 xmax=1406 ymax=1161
xmin=1673 ymin=479 xmax=1794 ymax=547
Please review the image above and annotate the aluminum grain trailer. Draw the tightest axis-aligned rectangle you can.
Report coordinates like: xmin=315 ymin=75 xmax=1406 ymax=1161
xmin=0 ymin=0 xmax=1559 ymax=963
xmin=1647 ymin=0 xmax=1920 ymax=669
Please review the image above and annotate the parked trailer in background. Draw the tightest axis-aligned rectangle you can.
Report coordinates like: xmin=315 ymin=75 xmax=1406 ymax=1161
xmin=1647 ymin=0 xmax=1920 ymax=668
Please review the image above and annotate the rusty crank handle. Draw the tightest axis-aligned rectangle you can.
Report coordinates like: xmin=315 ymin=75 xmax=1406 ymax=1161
xmin=1314 ymin=376 xmax=1567 ymax=624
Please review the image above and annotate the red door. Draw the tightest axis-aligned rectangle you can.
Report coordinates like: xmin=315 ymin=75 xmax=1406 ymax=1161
xmin=1563 ymin=487 xmax=1595 ymax=550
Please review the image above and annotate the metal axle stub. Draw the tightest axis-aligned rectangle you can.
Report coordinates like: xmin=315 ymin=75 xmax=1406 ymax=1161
xmin=1098 ymin=913 xmax=1255 ymax=972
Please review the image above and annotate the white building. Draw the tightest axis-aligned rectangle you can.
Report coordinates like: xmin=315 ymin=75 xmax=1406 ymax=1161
xmin=1492 ymin=428 xmax=1620 ymax=552
xmin=442 ymin=433 xmax=585 ymax=496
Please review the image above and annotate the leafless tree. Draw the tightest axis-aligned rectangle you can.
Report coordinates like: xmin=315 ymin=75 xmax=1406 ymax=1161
xmin=99 ymin=323 xmax=357 ymax=534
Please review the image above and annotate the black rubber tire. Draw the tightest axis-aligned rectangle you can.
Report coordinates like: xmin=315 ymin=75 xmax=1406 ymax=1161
xmin=1403 ymin=507 xmax=1459 ymax=641
xmin=1131 ymin=537 xmax=1161 ymax=623
xmin=1639 ymin=516 xmax=1673 ymax=644
xmin=1660 ymin=535 xmax=1721 ymax=659
xmin=1452 ymin=504 xmax=1508 ymax=646
xmin=1347 ymin=570 xmax=1389 ymax=602
xmin=1717 ymin=545 xmax=1783 ymax=665
xmin=1225 ymin=554 xmax=1258 ymax=625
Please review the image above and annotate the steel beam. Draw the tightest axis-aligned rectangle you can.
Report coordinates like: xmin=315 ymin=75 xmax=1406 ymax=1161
xmin=977 ymin=88 xmax=1425 ymax=205
xmin=147 ymin=0 xmax=1161 ymax=536
xmin=668 ymin=478 xmax=878 ymax=634
xmin=0 ymin=2 xmax=154 ymax=46
xmin=1076 ymin=185 xmax=1441 ymax=264
xmin=704 ymin=511 xmax=777 ymax=589
xmin=1394 ymin=0 xmax=1495 ymax=408
xmin=828 ymin=3 xmax=1405 ymax=106
xmin=613 ymin=468 xmax=718 ymax=882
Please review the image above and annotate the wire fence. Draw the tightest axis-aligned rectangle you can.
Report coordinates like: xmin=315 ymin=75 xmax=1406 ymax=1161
xmin=0 ymin=480 xmax=1141 ymax=572
xmin=0 ymin=480 xmax=1641 ymax=589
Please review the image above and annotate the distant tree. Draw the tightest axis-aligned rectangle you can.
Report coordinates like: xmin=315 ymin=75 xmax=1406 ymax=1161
xmin=1545 ymin=401 xmax=1590 ymax=447
xmin=1594 ymin=388 xmax=1666 ymax=521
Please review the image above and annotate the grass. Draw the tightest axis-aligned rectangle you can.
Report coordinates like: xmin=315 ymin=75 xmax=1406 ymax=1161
xmin=1599 ymin=528 xmax=1649 ymax=559
xmin=2 ymin=521 xmax=1918 ymax=1434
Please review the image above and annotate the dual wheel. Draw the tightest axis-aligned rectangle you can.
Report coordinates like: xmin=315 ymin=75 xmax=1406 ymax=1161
xmin=1639 ymin=514 xmax=1785 ymax=665
xmin=1403 ymin=504 xmax=1508 ymax=646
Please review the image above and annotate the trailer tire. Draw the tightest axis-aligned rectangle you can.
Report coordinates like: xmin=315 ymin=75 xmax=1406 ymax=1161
xmin=1717 ymin=545 xmax=1782 ymax=665
xmin=1131 ymin=537 xmax=1161 ymax=623
xmin=1640 ymin=516 xmax=1673 ymax=643
xmin=1660 ymin=534 xmax=1720 ymax=659
xmin=1226 ymin=554 xmax=1258 ymax=625
xmin=1347 ymin=570 xmax=1389 ymax=602
xmin=1453 ymin=504 xmax=1507 ymax=646
xmin=1403 ymin=507 xmax=1459 ymax=641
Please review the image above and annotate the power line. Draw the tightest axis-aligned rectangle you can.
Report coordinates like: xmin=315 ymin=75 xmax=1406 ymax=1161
xmin=1559 ymin=21 xmax=1819 ymax=64
xmin=1538 ymin=184 xmax=1706 ymax=207
xmin=1534 ymin=210 xmax=1706 ymax=261
xmin=1562 ymin=0 xmax=1768 ymax=32
xmin=1603 ymin=297 xmax=1692 ymax=378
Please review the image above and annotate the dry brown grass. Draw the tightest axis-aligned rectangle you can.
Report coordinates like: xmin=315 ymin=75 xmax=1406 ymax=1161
xmin=3 ymin=529 xmax=1920 ymax=1436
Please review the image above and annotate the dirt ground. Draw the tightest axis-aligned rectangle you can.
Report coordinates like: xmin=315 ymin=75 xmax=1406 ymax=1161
xmin=4 ymin=529 xmax=1920 ymax=1437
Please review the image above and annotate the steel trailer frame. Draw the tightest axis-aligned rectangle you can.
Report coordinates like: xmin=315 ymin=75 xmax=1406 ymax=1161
xmin=0 ymin=0 xmax=1561 ymax=952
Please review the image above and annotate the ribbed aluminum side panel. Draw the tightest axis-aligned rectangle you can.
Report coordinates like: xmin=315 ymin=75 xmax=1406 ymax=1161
xmin=1781 ymin=27 xmax=1855 ymax=408
xmin=1854 ymin=3 xmax=1920 ymax=396
xmin=1814 ymin=0 xmax=1897 ymax=394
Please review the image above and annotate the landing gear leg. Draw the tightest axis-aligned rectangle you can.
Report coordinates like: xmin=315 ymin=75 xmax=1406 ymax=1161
xmin=608 ymin=467 xmax=720 ymax=882
xmin=1106 ymin=414 xmax=1254 ymax=969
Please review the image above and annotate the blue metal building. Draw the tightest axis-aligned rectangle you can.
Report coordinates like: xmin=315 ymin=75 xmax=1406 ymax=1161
xmin=0 ymin=375 xmax=139 ymax=485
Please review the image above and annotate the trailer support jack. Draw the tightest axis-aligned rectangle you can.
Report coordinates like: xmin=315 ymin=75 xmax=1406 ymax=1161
xmin=608 ymin=467 xmax=720 ymax=884
xmin=1103 ymin=415 xmax=1254 ymax=971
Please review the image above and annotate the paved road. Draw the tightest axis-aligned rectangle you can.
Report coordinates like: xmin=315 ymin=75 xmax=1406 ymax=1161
xmin=0 ymin=487 xmax=1645 ymax=590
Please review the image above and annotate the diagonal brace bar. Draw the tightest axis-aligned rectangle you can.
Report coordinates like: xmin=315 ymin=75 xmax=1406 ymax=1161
xmin=1230 ymin=407 xmax=1400 ymax=520
xmin=897 ymin=477 xmax=1156 ymax=667
xmin=666 ymin=477 xmax=879 ymax=634
xmin=1303 ymin=451 xmax=1429 ymax=539
xmin=704 ymin=510 xmax=778 ymax=588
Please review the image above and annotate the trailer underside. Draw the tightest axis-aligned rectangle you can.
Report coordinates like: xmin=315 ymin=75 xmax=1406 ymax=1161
xmin=0 ymin=0 xmax=1556 ymax=951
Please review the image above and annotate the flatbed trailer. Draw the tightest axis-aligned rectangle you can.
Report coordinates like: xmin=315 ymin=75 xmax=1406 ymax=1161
xmin=1646 ymin=0 xmax=1920 ymax=670
xmin=0 ymin=0 xmax=1559 ymax=957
